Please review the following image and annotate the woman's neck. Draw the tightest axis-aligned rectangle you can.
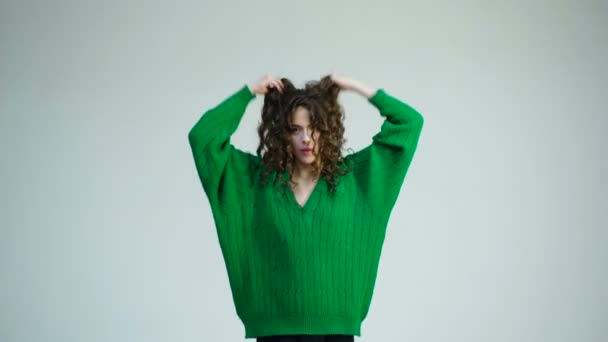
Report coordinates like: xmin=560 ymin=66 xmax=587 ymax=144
xmin=292 ymin=165 xmax=318 ymax=183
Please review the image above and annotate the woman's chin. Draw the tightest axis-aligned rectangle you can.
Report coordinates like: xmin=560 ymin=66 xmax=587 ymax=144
xmin=296 ymin=156 xmax=316 ymax=165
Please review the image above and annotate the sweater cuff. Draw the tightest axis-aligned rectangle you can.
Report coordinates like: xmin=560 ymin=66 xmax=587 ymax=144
xmin=367 ymin=88 xmax=384 ymax=105
xmin=242 ymin=84 xmax=256 ymax=98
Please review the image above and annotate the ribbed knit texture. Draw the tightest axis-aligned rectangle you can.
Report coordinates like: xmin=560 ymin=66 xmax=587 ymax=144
xmin=188 ymin=84 xmax=423 ymax=339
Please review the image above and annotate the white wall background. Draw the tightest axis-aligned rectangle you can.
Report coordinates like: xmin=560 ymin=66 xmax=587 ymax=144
xmin=1 ymin=0 xmax=606 ymax=341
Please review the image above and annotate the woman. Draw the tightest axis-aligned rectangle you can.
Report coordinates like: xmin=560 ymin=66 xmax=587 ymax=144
xmin=188 ymin=73 xmax=424 ymax=341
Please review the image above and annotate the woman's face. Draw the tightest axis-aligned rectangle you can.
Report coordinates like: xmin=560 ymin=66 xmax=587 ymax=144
xmin=289 ymin=106 xmax=321 ymax=167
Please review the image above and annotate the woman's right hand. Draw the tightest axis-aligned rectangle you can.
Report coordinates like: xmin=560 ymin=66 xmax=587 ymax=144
xmin=248 ymin=73 xmax=284 ymax=95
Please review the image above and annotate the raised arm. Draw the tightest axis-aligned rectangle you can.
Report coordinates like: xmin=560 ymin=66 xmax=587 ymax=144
xmin=333 ymin=74 xmax=424 ymax=216
xmin=188 ymin=84 xmax=256 ymax=209
xmin=188 ymin=74 xmax=285 ymax=210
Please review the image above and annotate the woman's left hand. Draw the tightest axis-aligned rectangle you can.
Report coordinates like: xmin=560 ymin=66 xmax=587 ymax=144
xmin=330 ymin=73 xmax=377 ymax=98
xmin=330 ymin=73 xmax=359 ymax=91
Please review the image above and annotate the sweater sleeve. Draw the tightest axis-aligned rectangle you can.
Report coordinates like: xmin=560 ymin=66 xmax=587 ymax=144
xmin=346 ymin=89 xmax=424 ymax=216
xmin=187 ymin=84 xmax=260 ymax=210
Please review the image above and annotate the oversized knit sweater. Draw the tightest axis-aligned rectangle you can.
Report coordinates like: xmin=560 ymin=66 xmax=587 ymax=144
xmin=188 ymin=84 xmax=423 ymax=339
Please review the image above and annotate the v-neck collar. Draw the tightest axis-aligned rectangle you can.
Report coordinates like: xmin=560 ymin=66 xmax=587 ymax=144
xmin=280 ymin=171 xmax=323 ymax=212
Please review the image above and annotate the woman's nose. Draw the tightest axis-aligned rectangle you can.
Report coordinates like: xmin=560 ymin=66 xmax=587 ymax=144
xmin=302 ymin=131 xmax=311 ymax=142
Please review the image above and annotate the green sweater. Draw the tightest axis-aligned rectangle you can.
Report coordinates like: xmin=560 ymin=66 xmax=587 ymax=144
xmin=188 ymin=84 xmax=423 ymax=339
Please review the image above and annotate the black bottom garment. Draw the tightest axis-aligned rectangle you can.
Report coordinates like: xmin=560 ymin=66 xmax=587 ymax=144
xmin=256 ymin=335 xmax=354 ymax=342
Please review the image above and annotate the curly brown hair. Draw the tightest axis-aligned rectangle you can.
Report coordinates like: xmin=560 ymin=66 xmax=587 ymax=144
xmin=255 ymin=75 xmax=354 ymax=194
